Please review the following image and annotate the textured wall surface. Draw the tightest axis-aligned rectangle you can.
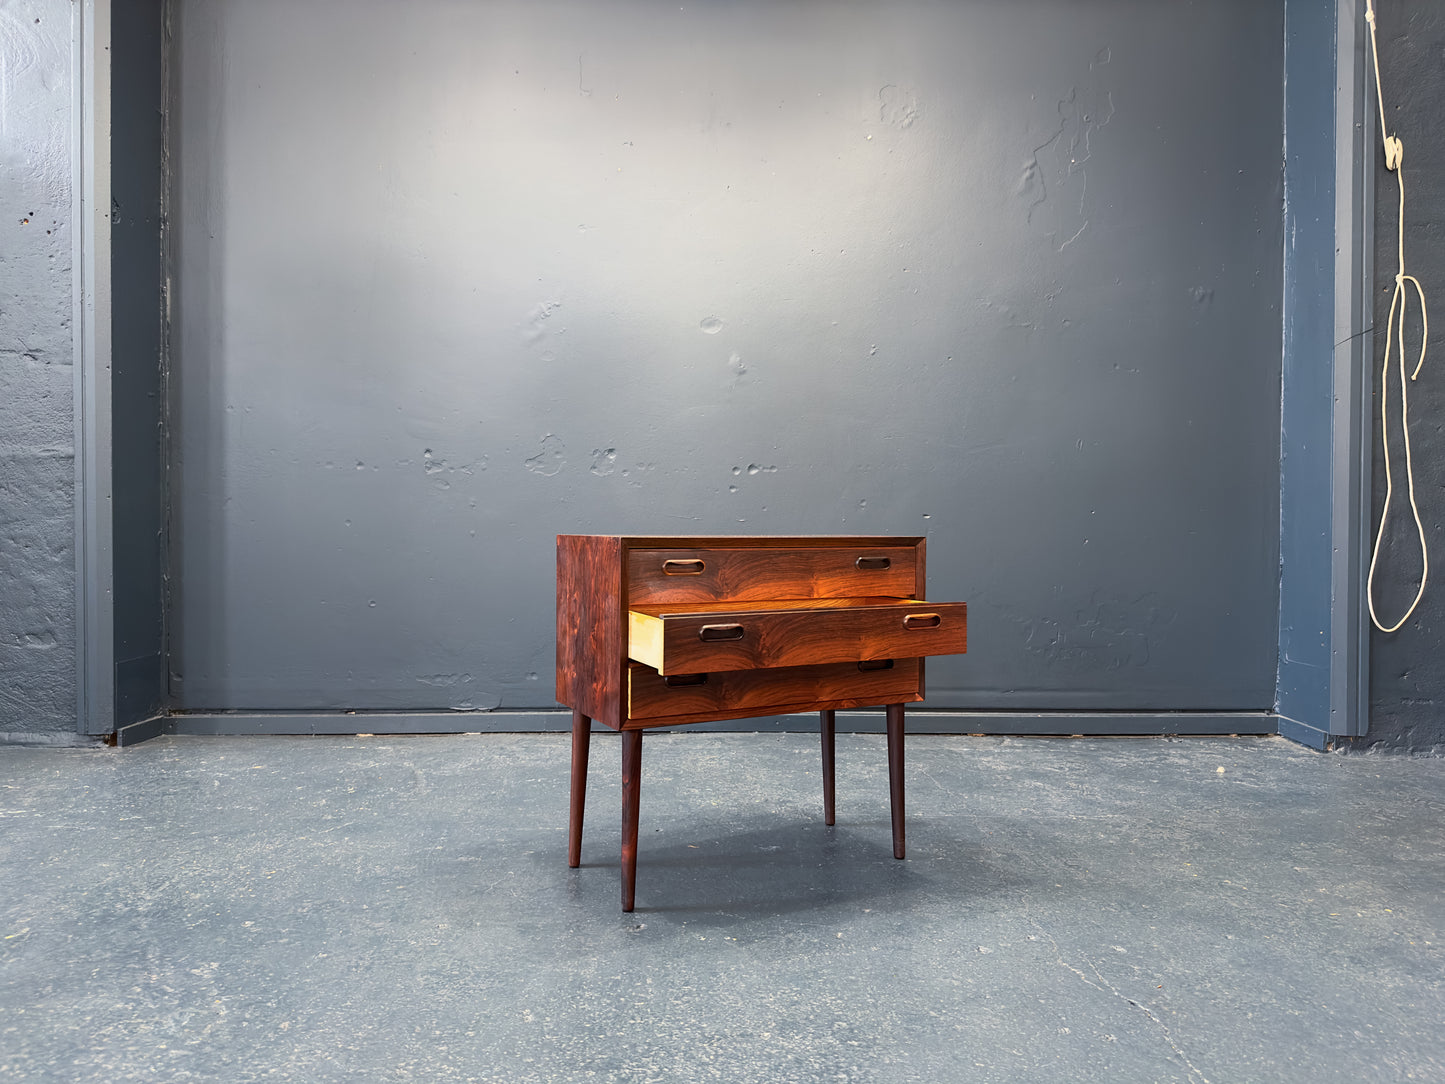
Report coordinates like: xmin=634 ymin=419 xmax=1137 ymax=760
xmin=0 ymin=0 xmax=75 ymax=735
xmin=1362 ymin=0 xmax=1445 ymax=753
xmin=169 ymin=0 xmax=1286 ymax=715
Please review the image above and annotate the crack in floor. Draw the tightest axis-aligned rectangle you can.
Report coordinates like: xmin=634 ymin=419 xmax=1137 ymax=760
xmin=1033 ymin=921 xmax=1212 ymax=1084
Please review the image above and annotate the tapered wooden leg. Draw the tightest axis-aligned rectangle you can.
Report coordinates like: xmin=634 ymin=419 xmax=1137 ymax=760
xmin=620 ymin=729 xmax=643 ymax=911
xmin=886 ymin=703 xmax=905 ymax=859
xmin=568 ymin=710 xmax=591 ymax=868
xmin=820 ymin=709 xmax=836 ymax=826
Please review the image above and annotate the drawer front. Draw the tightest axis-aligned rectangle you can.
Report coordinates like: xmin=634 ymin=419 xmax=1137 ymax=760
xmin=629 ymin=658 xmax=921 ymax=721
xmin=630 ymin=600 xmax=966 ymax=674
xmin=628 ymin=546 xmax=917 ymax=604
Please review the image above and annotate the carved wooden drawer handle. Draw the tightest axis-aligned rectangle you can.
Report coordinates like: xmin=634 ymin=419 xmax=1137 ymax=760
xmin=662 ymin=559 xmax=706 ymax=575
xmin=664 ymin=673 xmax=709 ymax=688
xmin=855 ymin=556 xmax=892 ymax=570
xmin=903 ymin=613 xmax=941 ymax=630
xmin=857 ymin=659 xmax=896 ymax=672
xmin=698 ymin=624 xmax=745 ymax=642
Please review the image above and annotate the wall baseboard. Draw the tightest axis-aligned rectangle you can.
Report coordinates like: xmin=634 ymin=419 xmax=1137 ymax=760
xmin=0 ymin=731 xmax=101 ymax=748
xmin=121 ymin=709 xmax=1280 ymax=742
xmin=1275 ymin=714 xmax=1331 ymax=751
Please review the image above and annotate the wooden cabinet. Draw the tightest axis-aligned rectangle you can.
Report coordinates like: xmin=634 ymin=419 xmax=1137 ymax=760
xmin=556 ymin=535 xmax=967 ymax=910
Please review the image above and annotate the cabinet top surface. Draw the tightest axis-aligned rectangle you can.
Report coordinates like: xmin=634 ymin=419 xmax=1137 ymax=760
xmin=558 ymin=535 xmax=925 ymax=547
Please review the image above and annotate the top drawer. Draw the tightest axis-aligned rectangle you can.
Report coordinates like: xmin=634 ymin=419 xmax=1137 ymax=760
xmin=628 ymin=546 xmax=917 ymax=604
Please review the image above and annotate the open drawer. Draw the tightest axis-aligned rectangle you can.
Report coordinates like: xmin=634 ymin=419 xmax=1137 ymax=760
xmin=627 ymin=597 xmax=967 ymax=675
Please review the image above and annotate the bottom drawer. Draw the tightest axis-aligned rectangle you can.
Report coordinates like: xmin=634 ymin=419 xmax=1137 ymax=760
xmin=628 ymin=657 xmax=921 ymax=721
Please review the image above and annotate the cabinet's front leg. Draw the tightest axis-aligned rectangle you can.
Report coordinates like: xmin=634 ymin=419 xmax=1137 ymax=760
xmin=621 ymin=729 xmax=643 ymax=911
xmin=820 ymin=709 xmax=836 ymax=826
xmin=886 ymin=703 xmax=905 ymax=859
xmin=568 ymin=710 xmax=591 ymax=868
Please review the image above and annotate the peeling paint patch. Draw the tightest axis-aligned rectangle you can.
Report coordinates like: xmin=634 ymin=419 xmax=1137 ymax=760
xmin=878 ymin=84 xmax=921 ymax=129
xmin=1017 ymin=52 xmax=1115 ymax=252
xmin=451 ymin=692 xmax=502 ymax=711
xmin=416 ymin=673 xmax=472 ymax=688
xmin=589 ymin=448 xmax=617 ymax=476
xmin=421 ymin=449 xmax=481 ymax=489
xmin=524 ymin=435 xmax=565 ymax=476
xmin=0 ymin=8 xmax=71 ymax=204
xmin=619 ymin=461 xmax=655 ymax=487
xmin=699 ymin=315 xmax=724 ymax=335
xmin=523 ymin=300 xmax=562 ymax=344
xmin=1023 ymin=593 xmax=1177 ymax=673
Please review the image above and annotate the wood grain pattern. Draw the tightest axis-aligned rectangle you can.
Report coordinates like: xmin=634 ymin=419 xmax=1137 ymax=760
xmin=556 ymin=535 xmax=625 ymax=729
xmin=627 ymin=658 xmax=920 ymax=720
xmin=555 ymin=534 xmax=959 ymax=907
xmin=630 ymin=596 xmax=912 ymax=616
xmin=614 ymin=536 xmax=926 ymax=549
xmin=634 ymin=601 xmax=968 ymax=674
xmin=618 ymin=690 xmax=926 ymax=730
xmin=629 ymin=546 xmax=918 ymax=604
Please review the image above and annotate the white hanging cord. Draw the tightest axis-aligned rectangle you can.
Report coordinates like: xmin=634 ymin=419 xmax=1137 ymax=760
xmin=1365 ymin=0 xmax=1431 ymax=633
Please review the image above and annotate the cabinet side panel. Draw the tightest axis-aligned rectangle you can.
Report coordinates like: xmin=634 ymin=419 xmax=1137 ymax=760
xmin=556 ymin=535 xmax=624 ymax=727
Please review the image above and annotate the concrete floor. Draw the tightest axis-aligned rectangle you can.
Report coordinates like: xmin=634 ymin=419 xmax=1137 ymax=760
xmin=1 ymin=732 xmax=1442 ymax=1083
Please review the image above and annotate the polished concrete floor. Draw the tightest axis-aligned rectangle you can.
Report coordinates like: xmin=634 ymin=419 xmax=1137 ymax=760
xmin=1 ymin=732 xmax=1442 ymax=1083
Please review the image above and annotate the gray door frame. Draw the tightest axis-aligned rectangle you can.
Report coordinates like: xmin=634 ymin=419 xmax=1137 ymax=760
xmin=75 ymin=0 xmax=115 ymax=737
xmin=1275 ymin=0 xmax=1375 ymax=749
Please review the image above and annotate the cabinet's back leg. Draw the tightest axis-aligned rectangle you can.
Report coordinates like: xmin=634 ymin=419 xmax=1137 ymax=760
xmin=886 ymin=704 xmax=905 ymax=859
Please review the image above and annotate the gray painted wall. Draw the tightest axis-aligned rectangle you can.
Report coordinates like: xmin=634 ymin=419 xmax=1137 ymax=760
xmin=1360 ymin=0 xmax=1445 ymax=754
xmin=170 ymin=0 xmax=1285 ymax=716
xmin=0 ymin=0 xmax=76 ymax=736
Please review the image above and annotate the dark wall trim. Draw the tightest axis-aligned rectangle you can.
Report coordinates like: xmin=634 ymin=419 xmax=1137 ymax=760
xmin=1330 ymin=0 xmax=1373 ymax=739
xmin=1276 ymin=0 xmax=1372 ymax=743
xmin=75 ymin=0 xmax=169 ymax=736
xmin=111 ymin=0 xmax=169 ymax=727
xmin=75 ymin=0 xmax=115 ymax=737
xmin=1277 ymin=714 xmax=1331 ymax=751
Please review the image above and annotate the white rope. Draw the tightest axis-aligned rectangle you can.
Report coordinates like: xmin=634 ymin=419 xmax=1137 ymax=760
xmin=1365 ymin=0 xmax=1431 ymax=633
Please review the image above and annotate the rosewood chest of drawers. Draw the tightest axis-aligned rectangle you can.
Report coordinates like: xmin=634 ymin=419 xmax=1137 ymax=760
xmin=556 ymin=534 xmax=967 ymax=910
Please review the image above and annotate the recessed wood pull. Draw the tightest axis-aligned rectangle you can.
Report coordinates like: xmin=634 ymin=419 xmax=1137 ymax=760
xmin=664 ymin=673 xmax=709 ymax=688
xmin=857 ymin=659 xmax=896 ymax=672
xmin=662 ymin=558 xmax=706 ymax=575
xmin=903 ymin=613 xmax=941 ymax=630
xmin=698 ymin=623 xmax=745 ymax=642
xmin=855 ymin=556 xmax=892 ymax=571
